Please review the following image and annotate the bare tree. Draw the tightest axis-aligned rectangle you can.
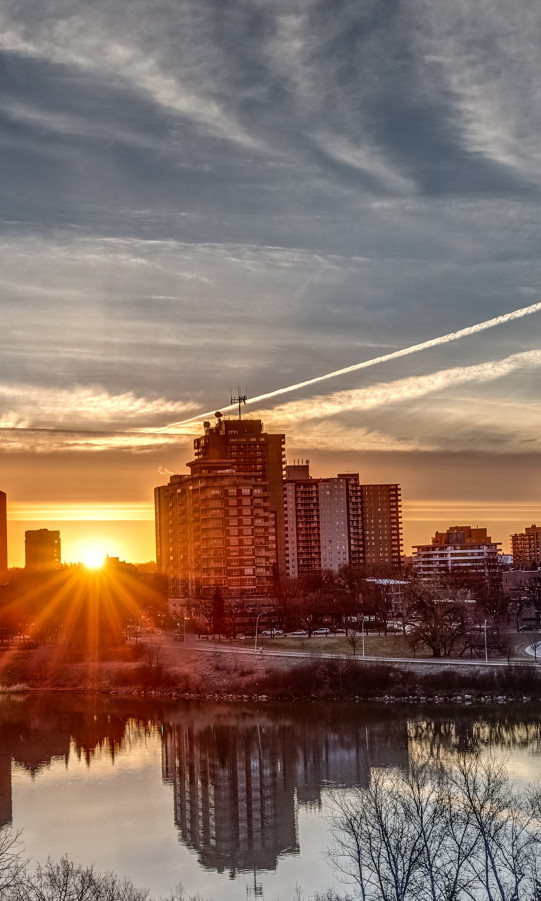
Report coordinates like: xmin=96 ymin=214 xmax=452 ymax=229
xmin=531 ymin=638 xmax=541 ymax=662
xmin=5 ymin=856 xmax=150 ymax=901
xmin=406 ymin=579 xmax=470 ymax=658
xmin=447 ymin=750 xmax=541 ymax=901
xmin=328 ymin=748 xmax=541 ymax=901
xmin=225 ymin=596 xmax=244 ymax=638
xmin=0 ymin=828 xmax=25 ymax=895
xmin=346 ymin=626 xmax=361 ymax=657
xmin=329 ymin=767 xmax=425 ymax=900
xmin=140 ymin=640 xmax=163 ymax=670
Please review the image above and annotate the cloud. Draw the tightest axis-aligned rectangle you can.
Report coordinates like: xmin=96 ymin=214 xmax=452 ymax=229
xmin=0 ymin=383 xmax=197 ymax=427
xmin=0 ymin=3 xmax=259 ymax=150
xmin=1 ymin=0 xmax=541 ymax=474
xmin=9 ymin=501 xmax=154 ymax=521
xmin=413 ymin=0 xmax=541 ymax=181
xmin=256 ymin=348 xmax=541 ymax=426
xmin=167 ymin=309 xmax=541 ymax=427
xmin=2 ymin=344 xmax=541 ymax=456
xmin=314 ymin=133 xmax=415 ymax=196
xmin=283 ymin=421 xmax=425 ymax=454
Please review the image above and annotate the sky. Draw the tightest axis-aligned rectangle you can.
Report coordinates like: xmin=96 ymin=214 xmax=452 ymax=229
xmin=1 ymin=0 xmax=541 ymax=566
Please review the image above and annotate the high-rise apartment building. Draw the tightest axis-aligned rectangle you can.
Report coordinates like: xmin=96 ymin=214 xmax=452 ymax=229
xmin=154 ymin=484 xmax=170 ymax=574
xmin=360 ymin=483 xmax=402 ymax=568
xmin=0 ymin=491 xmax=7 ymax=574
xmin=193 ymin=415 xmax=286 ymax=574
xmin=24 ymin=529 xmax=61 ymax=570
xmin=511 ymin=524 xmax=541 ymax=569
xmin=284 ymin=465 xmax=402 ymax=577
xmin=155 ymin=416 xmax=285 ymax=600
xmin=412 ymin=525 xmax=501 ymax=580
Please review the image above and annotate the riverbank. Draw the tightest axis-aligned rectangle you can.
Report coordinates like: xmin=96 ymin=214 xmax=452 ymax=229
xmin=0 ymin=639 xmax=540 ymax=704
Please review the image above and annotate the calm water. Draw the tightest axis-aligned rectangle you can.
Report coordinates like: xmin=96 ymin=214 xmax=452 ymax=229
xmin=1 ymin=695 xmax=541 ymax=900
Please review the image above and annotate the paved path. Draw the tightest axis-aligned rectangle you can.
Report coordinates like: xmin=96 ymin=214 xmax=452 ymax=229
xmin=181 ymin=637 xmax=534 ymax=669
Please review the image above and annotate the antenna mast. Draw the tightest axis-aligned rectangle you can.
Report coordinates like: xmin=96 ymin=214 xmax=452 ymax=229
xmin=230 ymin=390 xmax=248 ymax=419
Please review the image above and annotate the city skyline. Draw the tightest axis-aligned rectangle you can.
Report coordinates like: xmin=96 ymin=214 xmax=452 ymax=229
xmin=1 ymin=1 xmax=541 ymax=565
xmin=3 ymin=421 xmax=541 ymax=567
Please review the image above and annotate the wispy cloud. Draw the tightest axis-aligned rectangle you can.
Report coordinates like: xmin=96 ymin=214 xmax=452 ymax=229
xmin=414 ymin=0 xmax=541 ymax=180
xmin=257 ymin=348 xmax=541 ymax=427
xmin=1 ymin=0 xmax=541 ymax=482
xmin=9 ymin=502 xmax=154 ymax=521
xmin=0 ymin=383 xmax=197 ymax=427
xmin=167 ymin=308 xmax=541 ymax=427
xmin=0 ymin=5 xmax=260 ymax=150
xmin=4 ymin=346 xmax=537 ymax=456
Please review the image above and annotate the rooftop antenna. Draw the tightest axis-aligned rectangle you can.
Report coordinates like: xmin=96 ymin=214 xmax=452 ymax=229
xmin=230 ymin=389 xmax=247 ymax=419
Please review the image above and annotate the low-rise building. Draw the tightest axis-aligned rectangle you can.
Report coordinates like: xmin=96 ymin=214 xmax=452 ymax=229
xmin=24 ymin=528 xmax=61 ymax=571
xmin=412 ymin=525 xmax=501 ymax=581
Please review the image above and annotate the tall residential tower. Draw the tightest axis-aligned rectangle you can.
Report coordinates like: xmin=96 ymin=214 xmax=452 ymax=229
xmin=0 ymin=491 xmax=6 ymax=574
xmin=284 ymin=464 xmax=402 ymax=577
xmin=155 ymin=416 xmax=286 ymax=601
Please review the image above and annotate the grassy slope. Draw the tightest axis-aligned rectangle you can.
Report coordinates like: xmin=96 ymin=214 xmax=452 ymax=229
xmin=0 ymin=632 xmax=539 ymax=700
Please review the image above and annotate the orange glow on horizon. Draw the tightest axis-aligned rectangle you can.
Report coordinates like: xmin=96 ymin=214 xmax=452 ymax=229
xmin=5 ymin=498 xmax=534 ymax=568
xmin=6 ymin=520 xmax=156 ymax=569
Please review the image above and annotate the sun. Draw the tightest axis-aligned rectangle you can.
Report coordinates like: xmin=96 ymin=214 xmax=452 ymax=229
xmin=82 ymin=548 xmax=106 ymax=569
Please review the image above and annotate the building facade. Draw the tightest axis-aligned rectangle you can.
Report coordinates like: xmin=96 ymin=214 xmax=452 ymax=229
xmin=0 ymin=491 xmax=6 ymax=575
xmin=412 ymin=525 xmax=501 ymax=581
xmin=284 ymin=464 xmax=402 ymax=578
xmin=192 ymin=415 xmax=286 ymax=575
xmin=155 ymin=416 xmax=285 ymax=603
xmin=511 ymin=524 xmax=541 ymax=569
xmin=360 ymin=483 xmax=402 ymax=568
xmin=24 ymin=529 xmax=61 ymax=570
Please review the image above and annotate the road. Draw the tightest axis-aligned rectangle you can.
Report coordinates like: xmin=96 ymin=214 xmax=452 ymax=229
xmin=168 ymin=633 xmax=537 ymax=669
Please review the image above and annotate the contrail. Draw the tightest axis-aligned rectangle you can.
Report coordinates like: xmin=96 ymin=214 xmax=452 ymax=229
xmin=168 ymin=301 xmax=541 ymax=427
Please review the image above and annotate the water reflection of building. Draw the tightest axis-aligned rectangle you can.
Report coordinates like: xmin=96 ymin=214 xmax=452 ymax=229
xmin=0 ymin=698 xmax=135 ymax=828
xmin=295 ymin=720 xmax=409 ymax=805
xmin=163 ymin=722 xmax=298 ymax=874
xmin=162 ymin=711 xmax=410 ymax=874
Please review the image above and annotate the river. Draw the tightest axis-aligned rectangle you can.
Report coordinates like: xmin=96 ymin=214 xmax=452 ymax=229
xmin=1 ymin=695 xmax=541 ymax=900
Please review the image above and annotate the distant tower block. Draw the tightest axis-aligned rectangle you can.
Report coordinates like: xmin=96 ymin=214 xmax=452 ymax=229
xmin=25 ymin=529 xmax=61 ymax=571
xmin=0 ymin=491 xmax=6 ymax=574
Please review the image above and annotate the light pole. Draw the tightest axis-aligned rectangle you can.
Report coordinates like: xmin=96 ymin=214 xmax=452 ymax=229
xmin=484 ymin=619 xmax=488 ymax=663
xmin=362 ymin=615 xmax=365 ymax=658
xmin=254 ymin=612 xmax=264 ymax=653
xmin=183 ymin=615 xmax=189 ymax=642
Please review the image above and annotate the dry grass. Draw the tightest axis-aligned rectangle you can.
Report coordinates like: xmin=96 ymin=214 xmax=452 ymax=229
xmin=256 ymin=632 xmax=415 ymax=658
xmin=0 ymin=633 xmax=537 ymax=699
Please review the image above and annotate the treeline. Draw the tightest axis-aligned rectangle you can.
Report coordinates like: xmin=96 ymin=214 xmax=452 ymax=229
xmin=195 ymin=563 xmax=535 ymax=659
xmin=0 ymin=843 xmax=194 ymax=900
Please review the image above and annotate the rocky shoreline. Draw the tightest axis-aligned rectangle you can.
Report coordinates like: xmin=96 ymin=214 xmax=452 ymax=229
xmin=1 ymin=644 xmax=540 ymax=705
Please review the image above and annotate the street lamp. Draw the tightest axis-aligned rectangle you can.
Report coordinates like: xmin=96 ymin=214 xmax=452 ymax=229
xmin=484 ymin=619 xmax=488 ymax=663
xmin=254 ymin=612 xmax=264 ymax=653
xmin=362 ymin=615 xmax=365 ymax=658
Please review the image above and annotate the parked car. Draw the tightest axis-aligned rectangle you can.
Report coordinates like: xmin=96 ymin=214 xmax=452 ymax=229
xmin=313 ymin=628 xmax=329 ymax=636
xmin=290 ymin=629 xmax=308 ymax=637
xmin=261 ymin=629 xmax=284 ymax=636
